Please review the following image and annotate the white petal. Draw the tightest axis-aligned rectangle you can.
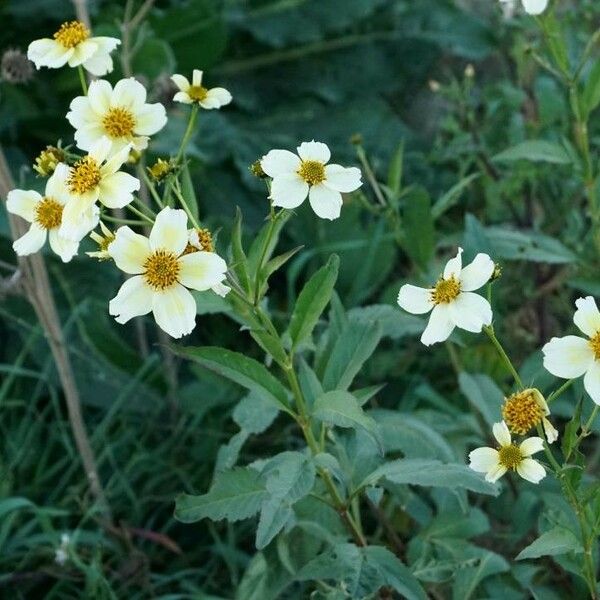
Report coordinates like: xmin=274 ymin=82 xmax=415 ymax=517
xmin=91 ymin=37 xmax=120 ymax=54
xmin=13 ymin=224 xmax=47 ymax=256
xmin=87 ymin=79 xmax=113 ymax=115
xmin=420 ymin=304 xmax=454 ymax=345
xmin=173 ymin=91 xmax=193 ymax=104
xmin=270 ymin=174 xmax=309 ymax=209
xmin=192 ymin=69 xmax=203 ymax=87
xmin=212 ymin=282 xmax=231 ymax=297
xmin=109 ymin=275 xmax=153 ymax=324
xmin=448 ymin=291 xmax=492 ymax=332
xmin=48 ymin=229 xmax=79 ymax=262
xmin=178 ymin=252 xmax=228 ymax=291
xmin=171 ymin=74 xmax=190 ymax=92
xmin=101 ymin=143 xmax=132 ymax=175
xmin=59 ymin=200 xmax=99 ymax=241
xmin=66 ymin=96 xmax=95 ymax=129
xmin=485 ymin=464 xmax=507 ymax=483
xmin=323 ymin=164 xmax=362 ymax=193
xmin=45 ymin=164 xmax=71 ymax=202
xmin=152 ymin=284 xmax=197 ymax=338
xmin=397 ymin=284 xmax=434 ymax=315
xmin=519 ymin=437 xmax=544 ymax=457
xmin=27 ymin=39 xmax=71 ymax=69
xmin=308 ymin=184 xmax=343 ymax=220
xmin=516 ymin=458 xmax=546 ymax=483
xmin=584 ymin=360 xmax=600 ymax=405
xmin=83 ymin=52 xmax=114 ymax=77
xmin=459 ymin=253 xmax=494 ymax=291
xmin=109 ymin=226 xmax=150 ymax=274
xmin=73 ymin=123 xmax=105 ymax=152
xmin=98 ymin=172 xmax=139 ymax=208
xmin=67 ymin=39 xmax=98 ymax=67
xmin=200 ymin=87 xmax=232 ymax=109
xmin=468 ymin=447 xmax=500 ymax=473
xmin=493 ymin=421 xmax=511 ymax=446
xmin=6 ymin=189 xmax=40 ymax=222
xmin=542 ymin=418 xmax=559 ymax=444
xmin=573 ymin=296 xmax=600 ymax=338
xmin=297 ymin=141 xmax=330 ymax=163
xmin=149 ymin=207 xmax=188 ymax=254
xmin=542 ymin=335 xmax=594 ymax=378
xmin=134 ymin=103 xmax=167 ymax=136
xmin=443 ymin=247 xmax=463 ymax=279
xmin=261 ymin=149 xmax=301 ymax=177
xmin=522 ymin=0 xmax=548 ymax=15
xmin=89 ymin=136 xmax=113 ymax=164
xmin=112 ymin=78 xmax=147 ymax=111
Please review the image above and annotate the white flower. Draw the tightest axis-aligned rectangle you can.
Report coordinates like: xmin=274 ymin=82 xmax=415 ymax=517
xmin=397 ymin=248 xmax=494 ymax=346
xmin=260 ymin=141 xmax=362 ymax=220
xmin=28 ymin=20 xmax=120 ymax=76
xmin=171 ymin=69 xmax=232 ymax=109
xmin=108 ymin=207 xmax=228 ymax=338
xmin=6 ymin=165 xmax=98 ymax=262
xmin=469 ymin=421 xmax=546 ymax=484
xmin=543 ymin=296 xmax=600 ymax=405
xmin=67 ymin=78 xmax=167 ymax=155
xmin=57 ymin=137 xmax=140 ymax=241
xmin=499 ymin=0 xmax=548 ymax=15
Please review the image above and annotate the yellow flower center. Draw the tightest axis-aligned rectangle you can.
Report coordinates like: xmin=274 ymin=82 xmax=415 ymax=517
xmin=498 ymin=444 xmax=523 ymax=470
xmin=183 ymin=228 xmax=214 ymax=255
xmin=144 ymin=250 xmax=180 ymax=290
xmin=102 ymin=107 xmax=136 ymax=139
xmin=298 ymin=160 xmax=326 ymax=186
xmin=431 ymin=275 xmax=461 ymax=304
xmin=34 ymin=197 xmax=63 ymax=229
xmin=68 ymin=156 xmax=102 ymax=195
xmin=502 ymin=390 xmax=544 ymax=435
xmin=589 ymin=331 xmax=600 ymax=360
xmin=53 ymin=21 xmax=89 ymax=49
xmin=188 ymin=85 xmax=208 ymax=102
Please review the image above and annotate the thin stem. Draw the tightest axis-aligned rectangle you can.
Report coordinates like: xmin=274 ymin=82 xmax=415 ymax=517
xmin=125 ymin=203 xmax=154 ymax=224
xmin=483 ymin=325 xmax=523 ymax=388
xmin=77 ymin=65 xmax=88 ymax=95
xmin=172 ymin=180 xmax=200 ymax=229
xmin=355 ymin=145 xmax=387 ymax=207
xmin=176 ymin=105 xmax=199 ymax=164
xmin=140 ymin=168 xmax=165 ymax=210
xmin=547 ymin=378 xmax=575 ymax=403
xmin=101 ymin=215 xmax=146 ymax=226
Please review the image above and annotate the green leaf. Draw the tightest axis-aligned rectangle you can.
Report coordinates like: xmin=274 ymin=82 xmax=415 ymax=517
xmin=180 ymin=162 xmax=199 ymax=222
xmin=297 ymin=543 xmax=427 ymax=600
xmin=386 ymin=140 xmax=404 ymax=204
xmin=432 ymin=173 xmax=479 ymax=220
xmin=516 ymin=526 xmax=583 ymax=560
xmin=562 ymin=398 xmax=583 ymax=461
xmin=247 ymin=211 xmax=292 ymax=281
xmin=231 ymin=207 xmax=251 ymax=293
xmin=172 ymin=346 xmax=291 ymax=413
xmin=403 ymin=186 xmax=435 ymax=270
xmin=233 ymin=391 xmax=280 ymax=434
xmin=288 ymin=254 xmax=340 ymax=349
xmin=347 ymin=304 xmax=425 ymax=340
xmin=312 ymin=391 xmax=382 ymax=451
xmin=360 ymin=459 xmax=499 ymax=495
xmin=492 ymin=140 xmax=571 ymax=164
xmin=583 ymin=60 xmax=600 ymax=116
xmin=175 ymin=467 xmax=268 ymax=523
xmin=322 ymin=319 xmax=382 ymax=391
xmin=131 ymin=38 xmax=176 ymax=80
xmin=458 ymin=372 xmax=504 ymax=426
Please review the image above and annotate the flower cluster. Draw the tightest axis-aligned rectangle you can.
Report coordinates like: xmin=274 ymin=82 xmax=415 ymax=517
xmin=7 ymin=21 xmax=364 ymax=341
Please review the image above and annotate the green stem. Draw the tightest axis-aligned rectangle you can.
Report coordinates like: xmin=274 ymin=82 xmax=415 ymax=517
xmin=483 ymin=326 xmax=523 ymax=388
xmin=176 ymin=105 xmax=199 ymax=164
xmin=101 ymin=214 xmax=146 ymax=226
xmin=77 ymin=65 xmax=88 ymax=94
xmin=125 ymin=203 xmax=154 ymax=224
xmin=547 ymin=378 xmax=575 ymax=404
xmin=172 ymin=180 xmax=200 ymax=229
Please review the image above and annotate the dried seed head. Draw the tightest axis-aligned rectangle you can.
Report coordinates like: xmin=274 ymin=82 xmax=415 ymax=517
xmin=1 ymin=48 xmax=34 ymax=84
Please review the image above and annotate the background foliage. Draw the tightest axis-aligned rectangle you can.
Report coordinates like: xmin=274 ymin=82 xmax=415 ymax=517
xmin=1 ymin=0 xmax=600 ymax=598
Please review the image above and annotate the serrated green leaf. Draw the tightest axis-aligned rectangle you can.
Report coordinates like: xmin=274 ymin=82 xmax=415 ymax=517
xmin=288 ymin=254 xmax=340 ymax=349
xmin=172 ymin=346 xmax=292 ymax=413
xmin=322 ymin=319 xmax=382 ymax=391
xmin=360 ymin=459 xmax=499 ymax=495
xmin=175 ymin=468 xmax=268 ymax=523
xmin=492 ymin=140 xmax=571 ymax=164
xmin=313 ymin=391 xmax=382 ymax=452
xmin=516 ymin=526 xmax=583 ymax=560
